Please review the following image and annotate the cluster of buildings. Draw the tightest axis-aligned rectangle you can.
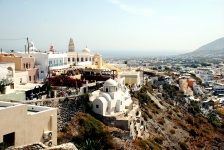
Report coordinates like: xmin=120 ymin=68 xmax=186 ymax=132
xmin=0 ymin=38 xmax=143 ymax=148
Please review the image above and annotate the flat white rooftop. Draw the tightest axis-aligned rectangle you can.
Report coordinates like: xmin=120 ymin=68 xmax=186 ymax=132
xmin=0 ymin=101 xmax=56 ymax=115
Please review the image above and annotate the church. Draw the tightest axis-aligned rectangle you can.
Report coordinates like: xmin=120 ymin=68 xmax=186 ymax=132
xmin=90 ymin=78 xmax=132 ymax=116
xmin=67 ymin=38 xmax=103 ymax=69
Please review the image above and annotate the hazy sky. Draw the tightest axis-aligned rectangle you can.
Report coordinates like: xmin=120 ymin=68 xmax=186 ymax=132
xmin=0 ymin=0 xmax=224 ymax=55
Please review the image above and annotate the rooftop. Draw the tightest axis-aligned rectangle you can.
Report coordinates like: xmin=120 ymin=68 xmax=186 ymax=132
xmin=0 ymin=101 xmax=56 ymax=115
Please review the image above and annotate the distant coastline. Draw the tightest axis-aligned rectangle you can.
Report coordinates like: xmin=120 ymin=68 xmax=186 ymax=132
xmin=96 ymin=50 xmax=190 ymax=58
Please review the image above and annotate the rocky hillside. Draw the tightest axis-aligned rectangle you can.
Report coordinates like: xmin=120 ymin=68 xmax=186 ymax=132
xmin=195 ymin=37 xmax=224 ymax=52
xmin=178 ymin=37 xmax=224 ymax=58
xmin=58 ymin=83 xmax=224 ymax=150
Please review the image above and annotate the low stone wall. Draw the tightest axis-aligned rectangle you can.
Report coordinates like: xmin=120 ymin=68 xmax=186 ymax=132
xmin=24 ymin=96 xmax=86 ymax=131
xmin=7 ymin=142 xmax=78 ymax=150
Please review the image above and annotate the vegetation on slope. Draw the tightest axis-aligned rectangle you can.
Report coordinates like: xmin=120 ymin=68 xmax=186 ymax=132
xmin=132 ymin=83 xmax=224 ymax=149
xmin=58 ymin=112 xmax=114 ymax=150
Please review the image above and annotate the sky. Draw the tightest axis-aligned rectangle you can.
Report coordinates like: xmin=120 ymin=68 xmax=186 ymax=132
xmin=0 ymin=0 xmax=224 ymax=56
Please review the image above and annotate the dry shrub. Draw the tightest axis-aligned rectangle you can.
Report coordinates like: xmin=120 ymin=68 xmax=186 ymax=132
xmin=154 ymin=136 xmax=164 ymax=145
xmin=178 ymin=122 xmax=187 ymax=131
xmin=157 ymin=118 xmax=165 ymax=125
xmin=170 ymin=129 xmax=175 ymax=134
xmin=179 ymin=141 xmax=189 ymax=150
xmin=173 ymin=125 xmax=178 ymax=129
xmin=167 ymin=115 xmax=172 ymax=120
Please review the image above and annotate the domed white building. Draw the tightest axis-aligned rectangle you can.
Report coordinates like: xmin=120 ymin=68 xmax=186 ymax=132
xmin=82 ymin=46 xmax=91 ymax=53
xmin=29 ymin=41 xmax=37 ymax=51
xmin=90 ymin=78 xmax=132 ymax=116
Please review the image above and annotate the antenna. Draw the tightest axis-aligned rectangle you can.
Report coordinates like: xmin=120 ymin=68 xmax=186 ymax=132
xmin=27 ymin=37 xmax=29 ymax=54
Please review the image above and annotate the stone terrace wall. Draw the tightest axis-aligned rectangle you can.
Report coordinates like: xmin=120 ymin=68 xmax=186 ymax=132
xmin=24 ymin=96 xmax=86 ymax=131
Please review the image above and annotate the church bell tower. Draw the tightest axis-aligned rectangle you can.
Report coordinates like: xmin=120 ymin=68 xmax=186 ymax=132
xmin=68 ymin=38 xmax=75 ymax=52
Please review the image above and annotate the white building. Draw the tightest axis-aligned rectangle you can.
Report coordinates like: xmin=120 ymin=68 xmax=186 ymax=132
xmin=0 ymin=101 xmax=57 ymax=147
xmin=118 ymin=71 xmax=141 ymax=86
xmin=16 ymin=51 xmax=68 ymax=81
xmin=195 ymin=68 xmax=214 ymax=83
xmin=0 ymin=62 xmax=15 ymax=82
xmin=0 ymin=62 xmax=15 ymax=94
xmin=67 ymin=47 xmax=103 ymax=69
xmin=67 ymin=38 xmax=103 ymax=68
xmin=14 ymin=71 xmax=29 ymax=85
xmin=90 ymin=78 xmax=132 ymax=116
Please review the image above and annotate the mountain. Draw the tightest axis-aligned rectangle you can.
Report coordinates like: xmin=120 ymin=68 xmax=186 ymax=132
xmin=194 ymin=37 xmax=224 ymax=52
xmin=178 ymin=37 xmax=224 ymax=58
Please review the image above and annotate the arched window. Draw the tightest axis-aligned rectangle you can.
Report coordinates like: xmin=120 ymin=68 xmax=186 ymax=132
xmin=85 ymin=57 xmax=88 ymax=61
xmin=105 ymin=87 xmax=109 ymax=92
xmin=7 ymin=67 xmax=13 ymax=77
xmin=81 ymin=58 xmax=83 ymax=62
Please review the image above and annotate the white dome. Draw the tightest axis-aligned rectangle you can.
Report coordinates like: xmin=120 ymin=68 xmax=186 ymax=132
xmin=82 ymin=47 xmax=90 ymax=53
xmin=104 ymin=78 xmax=117 ymax=87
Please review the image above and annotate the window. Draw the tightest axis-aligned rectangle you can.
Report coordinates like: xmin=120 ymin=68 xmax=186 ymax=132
xmin=3 ymin=132 xmax=15 ymax=147
xmin=77 ymin=58 xmax=79 ymax=62
xmin=20 ymin=78 xmax=22 ymax=84
xmin=34 ymin=76 xmax=35 ymax=81
xmin=72 ymin=58 xmax=75 ymax=62
xmin=89 ymin=57 xmax=91 ymax=61
xmin=81 ymin=58 xmax=83 ymax=62
xmin=96 ymin=105 xmax=99 ymax=108
xmin=24 ymin=63 xmax=25 ymax=69
xmin=41 ymin=70 xmax=44 ymax=73
xmin=85 ymin=57 xmax=88 ymax=61
xmin=26 ymin=63 xmax=28 ymax=69
xmin=29 ymin=76 xmax=31 ymax=81
xmin=106 ymin=87 xmax=109 ymax=92
xmin=68 ymin=58 xmax=70 ymax=62
xmin=121 ymin=101 xmax=122 ymax=105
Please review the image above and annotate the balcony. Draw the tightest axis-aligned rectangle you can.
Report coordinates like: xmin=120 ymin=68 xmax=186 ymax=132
xmin=49 ymin=63 xmax=67 ymax=67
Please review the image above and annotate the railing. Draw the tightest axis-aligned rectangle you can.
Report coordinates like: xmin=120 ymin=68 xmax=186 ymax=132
xmin=49 ymin=63 xmax=68 ymax=67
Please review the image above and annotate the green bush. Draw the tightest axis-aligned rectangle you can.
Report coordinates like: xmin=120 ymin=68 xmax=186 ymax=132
xmin=73 ymin=114 xmax=114 ymax=150
xmin=0 ymin=142 xmax=8 ymax=150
